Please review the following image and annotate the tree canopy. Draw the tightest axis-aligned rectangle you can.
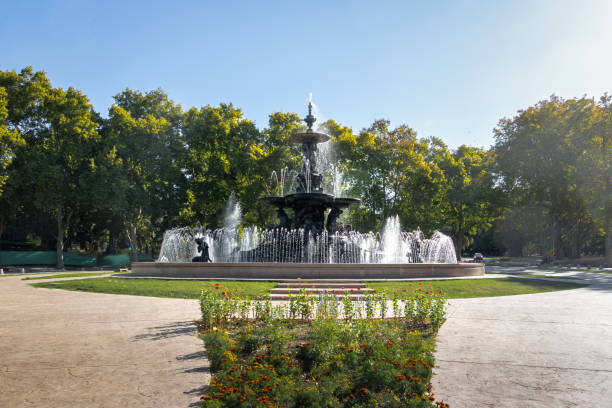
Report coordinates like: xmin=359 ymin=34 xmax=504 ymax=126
xmin=0 ymin=67 xmax=610 ymax=265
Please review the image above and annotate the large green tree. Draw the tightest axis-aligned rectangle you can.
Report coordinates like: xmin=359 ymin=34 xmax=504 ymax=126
xmin=432 ymin=142 xmax=500 ymax=257
xmin=330 ymin=120 xmax=446 ymax=234
xmin=179 ymin=104 xmax=290 ymax=228
xmin=0 ymin=67 xmax=100 ymax=268
xmin=105 ymin=88 xmax=185 ymax=262
xmin=579 ymin=96 xmax=612 ymax=264
xmin=494 ymin=96 xmax=596 ymax=259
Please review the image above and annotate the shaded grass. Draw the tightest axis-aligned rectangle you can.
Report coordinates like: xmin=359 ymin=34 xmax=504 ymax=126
xmin=366 ymin=277 xmax=586 ymax=299
xmin=532 ymin=267 xmax=612 ymax=274
xmin=519 ymin=274 xmax=582 ymax=280
xmin=31 ymin=277 xmax=277 ymax=299
xmin=22 ymin=272 xmax=112 ymax=280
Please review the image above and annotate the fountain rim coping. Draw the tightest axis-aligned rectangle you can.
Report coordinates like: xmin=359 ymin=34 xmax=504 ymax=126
xmin=131 ymin=262 xmax=484 ymax=279
xmin=137 ymin=262 xmax=477 ymax=267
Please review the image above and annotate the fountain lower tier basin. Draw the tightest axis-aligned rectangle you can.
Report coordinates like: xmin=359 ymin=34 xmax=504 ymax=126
xmin=131 ymin=262 xmax=484 ymax=279
xmin=259 ymin=194 xmax=360 ymax=209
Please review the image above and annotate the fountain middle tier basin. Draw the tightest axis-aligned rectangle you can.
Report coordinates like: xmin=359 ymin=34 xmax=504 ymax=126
xmin=131 ymin=262 xmax=484 ymax=279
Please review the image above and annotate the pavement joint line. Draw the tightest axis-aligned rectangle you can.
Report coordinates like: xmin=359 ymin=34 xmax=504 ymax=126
xmin=448 ymin=317 xmax=612 ymax=326
xmin=0 ymin=318 xmax=198 ymax=324
xmin=436 ymin=359 xmax=612 ymax=373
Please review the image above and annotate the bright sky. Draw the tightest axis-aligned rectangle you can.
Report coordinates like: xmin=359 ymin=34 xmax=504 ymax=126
xmin=2 ymin=0 xmax=612 ymax=148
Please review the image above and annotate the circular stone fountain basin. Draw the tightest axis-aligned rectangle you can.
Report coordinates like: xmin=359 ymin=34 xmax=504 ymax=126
xmin=131 ymin=262 xmax=484 ymax=279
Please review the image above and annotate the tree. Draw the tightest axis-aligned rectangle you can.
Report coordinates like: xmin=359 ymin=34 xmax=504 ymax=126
xmin=0 ymin=67 xmax=99 ymax=268
xmin=494 ymin=96 xmax=595 ymax=259
xmin=0 ymin=87 xmax=25 ymax=196
xmin=433 ymin=142 xmax=501 ymax=257
xmin=330 ymin=120 xmax=445 ymax=234
xmin=105 ymin=88 xmax=185 ymax=262
xmin=180 ymin=103 xmax=273 ymax=228
xmin=579 ymin=96 xmax=612 ymax=265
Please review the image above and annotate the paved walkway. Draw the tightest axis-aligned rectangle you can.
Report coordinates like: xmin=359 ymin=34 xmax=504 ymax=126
xmin=4 ymin=268 xmax=612 ymax=407
xmin=432 ymin=270 xmax=612 ymax=407
xmin=0 ymin=274 xmax=207 ymax=408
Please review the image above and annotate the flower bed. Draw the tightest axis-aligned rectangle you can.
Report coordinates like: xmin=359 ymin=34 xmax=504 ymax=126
xmin=199 ymin=285 xmax=450 ymax=407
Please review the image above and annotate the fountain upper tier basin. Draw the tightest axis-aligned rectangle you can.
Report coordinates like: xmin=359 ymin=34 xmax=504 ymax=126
xmin=259 ymin=193 xmax=360 ymax=209
xmin=131 ymin=262 xmax=484 ymax=279
xmin=289 ymin=132 xmax=331 ymax=144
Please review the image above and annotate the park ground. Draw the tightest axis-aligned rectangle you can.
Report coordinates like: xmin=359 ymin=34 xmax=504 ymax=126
xmin=0 ymin=265 xmax=611 ymax=407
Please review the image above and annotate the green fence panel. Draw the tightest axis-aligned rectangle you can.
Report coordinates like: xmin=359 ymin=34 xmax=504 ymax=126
xmin=0 ymin=251 xmax=56 ymax=266
xmin=63 ymin=252 xmax=98 ymax=266
xmin=0 ymin=251 xmax=153 ymax=266
xmin=99 ymin=254 xmax=129 ymax=266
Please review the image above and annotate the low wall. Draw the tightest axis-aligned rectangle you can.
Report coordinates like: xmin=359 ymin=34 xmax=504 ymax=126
xmin=131 ymin=262 xmax=485 ymax=280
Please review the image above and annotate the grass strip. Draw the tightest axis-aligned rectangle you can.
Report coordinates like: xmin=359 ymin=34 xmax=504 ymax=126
xmin=31 ymin=277 xmax=277 ymax=299
xmin=518 ymin=274 xmax=582 ymax=280
xmin=23 ymin=272 xmax=112 ymax=280
xmin=366 ymin=277 xmax=586 ymax=299
xmin=532 ymin=266 xmax=612 ymax=274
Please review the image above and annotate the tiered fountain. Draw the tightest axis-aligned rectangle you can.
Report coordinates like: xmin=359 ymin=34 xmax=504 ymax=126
xmin=132 ymin=103 xmax=484 ymax=279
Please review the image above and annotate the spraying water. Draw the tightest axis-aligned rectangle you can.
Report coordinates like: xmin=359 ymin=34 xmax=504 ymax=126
xmin=157 ymin=214 xmax=457 ymax=264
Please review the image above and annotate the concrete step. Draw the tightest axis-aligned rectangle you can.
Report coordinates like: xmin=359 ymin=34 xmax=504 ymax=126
xmin=269 ymin=293 xmax=369 ymax=301
xmin=278 ymin=279 xmax=366 ymax=284
xmin=277 ymin=282 xmax=366 ymax=289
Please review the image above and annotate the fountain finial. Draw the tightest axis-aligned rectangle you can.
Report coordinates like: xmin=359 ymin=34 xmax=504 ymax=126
xmin=304 ymin=102 xmax=316 ymax=133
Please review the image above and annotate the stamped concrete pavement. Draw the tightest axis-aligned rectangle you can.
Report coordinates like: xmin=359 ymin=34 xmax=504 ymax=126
xmin=0 ymin=275 xmax=208 ymax=408
xmin=432 ymin=271 xmax=612 ymax=407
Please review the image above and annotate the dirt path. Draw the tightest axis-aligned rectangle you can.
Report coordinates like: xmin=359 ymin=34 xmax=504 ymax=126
xmin=0 ymin=275 xmax=207 ymax=408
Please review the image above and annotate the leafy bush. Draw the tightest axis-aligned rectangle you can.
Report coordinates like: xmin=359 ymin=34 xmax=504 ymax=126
xmin=199 ymin=284 xmax=451 ymax=408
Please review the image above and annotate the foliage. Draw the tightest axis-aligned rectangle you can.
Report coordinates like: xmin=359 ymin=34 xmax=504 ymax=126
xmin=0 ymin=67 xmax=100 ymax=268
xmin=0 ymin=87 xmax=25 ymax=196
xmin=494 ymin=95 xmax=610 ymax=260
xmin=105 ymin=88 xmax=185 ymax=261
xmin=198 ymin=285 xmax=450 ymax=408
xmin=1 ymin=66 xmax=610 ymax=263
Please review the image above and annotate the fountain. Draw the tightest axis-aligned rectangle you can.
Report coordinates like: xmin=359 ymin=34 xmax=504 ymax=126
xmin=133 ymin=103 xmax=484 ymax=279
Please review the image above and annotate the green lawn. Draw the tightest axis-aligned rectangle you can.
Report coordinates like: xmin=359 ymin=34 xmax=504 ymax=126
xmin=22 ymin=272 xmax=113 ymax=280
xmin=536 ymin=267 xmax=612 ymax=274
xmin=367 ymin=277 xmax=586 ymax=299
xmin=31 ymin=277 xmax=277 ymax=299
xmin=519 ymin=274 xmax=582 ymax=280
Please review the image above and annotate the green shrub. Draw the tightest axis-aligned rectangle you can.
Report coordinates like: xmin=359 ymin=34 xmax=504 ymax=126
xmin=198 ymin=283 xmax=450 ymax=408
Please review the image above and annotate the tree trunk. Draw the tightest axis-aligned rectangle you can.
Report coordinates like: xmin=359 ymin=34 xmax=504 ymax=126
xmin=56 ymin=206 xmax=64 ymax=269
xmin=129 ymin=222 xmax=138 ymax=264
xmin=453 ymin=225 xmax=465 ymax=260
xmin=552 ymin=216 xmax=564 ymax=260
xmin=0 ymin=214 xmax=5 ymax=250
xmin=605 ymin=216 xmax=612 ymax=266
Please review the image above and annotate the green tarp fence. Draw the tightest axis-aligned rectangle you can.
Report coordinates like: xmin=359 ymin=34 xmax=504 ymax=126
xmin=0 ymin=251 xmax=153 ymax=266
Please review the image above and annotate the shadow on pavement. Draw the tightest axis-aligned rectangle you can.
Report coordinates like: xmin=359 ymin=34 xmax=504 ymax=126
xmin=132 ymin=320 xmax=196 ymax=341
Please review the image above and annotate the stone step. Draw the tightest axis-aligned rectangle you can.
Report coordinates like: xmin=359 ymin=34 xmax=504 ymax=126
xmin=269 ymin=294 xmax=369 ymax=301
xmin=278 ymin=279 xmax=366 ymax=284
xmin=277 ymin=282 xmax=366 ymax=289
xmin=270 ymin=288 xmax=374 ymax=295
